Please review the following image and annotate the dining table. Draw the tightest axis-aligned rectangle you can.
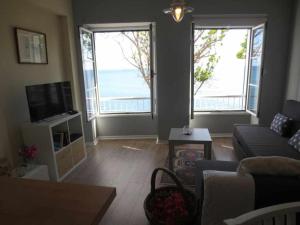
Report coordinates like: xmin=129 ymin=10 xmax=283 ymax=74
xmin=0 ymin=177 xmax=116 ymax=225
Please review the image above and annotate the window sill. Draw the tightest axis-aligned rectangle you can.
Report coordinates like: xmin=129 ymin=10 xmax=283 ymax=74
xmin=97 ymin=113 xmax=152 ymax=118
xmin=193 ymin=111 xmax=251 ymax=116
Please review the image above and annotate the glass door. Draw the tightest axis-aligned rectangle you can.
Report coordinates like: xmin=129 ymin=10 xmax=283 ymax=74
xmin=79 ymin=27 xmax=98 ymax=121
xmin=246 ymin=24 xmax=266 ymax=116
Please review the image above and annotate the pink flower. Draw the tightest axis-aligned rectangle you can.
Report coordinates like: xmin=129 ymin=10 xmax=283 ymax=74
xmin=19 ymin=145 xmax=38 ymax=161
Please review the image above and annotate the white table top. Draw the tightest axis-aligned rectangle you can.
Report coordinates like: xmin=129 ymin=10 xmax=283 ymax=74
xmin=168 ymin=128 xmax=212 ymax=142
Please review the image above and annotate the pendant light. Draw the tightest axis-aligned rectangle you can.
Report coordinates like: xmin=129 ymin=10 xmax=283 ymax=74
xmin=163 ymin=0 xmax=194 ymax=23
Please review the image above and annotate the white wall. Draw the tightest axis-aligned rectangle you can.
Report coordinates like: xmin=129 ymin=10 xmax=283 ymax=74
xmin=190 ymin=113 xmax=250 ymax=134
xmin=97 ymin=115 xmax=157 ymax=137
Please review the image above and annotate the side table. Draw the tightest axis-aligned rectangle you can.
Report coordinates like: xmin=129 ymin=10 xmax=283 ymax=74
xmin=168 ymin=128 xmax=212 ymax=171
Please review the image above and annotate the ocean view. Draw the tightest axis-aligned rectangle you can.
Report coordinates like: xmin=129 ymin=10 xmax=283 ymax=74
xmin=97 ymin=69 xmax=246 ymax=113
xmin=98 ymin=69 xmax=151 ymax=113
xmin=98 ymin=69 xmax=150 ymax=98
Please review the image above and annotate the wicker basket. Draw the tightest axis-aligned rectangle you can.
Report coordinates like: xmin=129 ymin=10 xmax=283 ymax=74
xmin=144 ymin=168 xmax=198 ymax=225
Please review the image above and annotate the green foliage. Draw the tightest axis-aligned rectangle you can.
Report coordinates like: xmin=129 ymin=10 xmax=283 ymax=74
xmin=81 ymin=32 xmax=93 ymax=59
xmin=236 ymin=34 xmax=248 ymax=59
xmin=193 ymin=29 xmax=227 ymax=95
xmin=194 ymin=55 xmax=218 ymax=83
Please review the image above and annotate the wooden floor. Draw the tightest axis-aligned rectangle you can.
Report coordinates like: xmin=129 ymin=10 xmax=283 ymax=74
xmin=64 ymin=138 xmax=237 ymax=225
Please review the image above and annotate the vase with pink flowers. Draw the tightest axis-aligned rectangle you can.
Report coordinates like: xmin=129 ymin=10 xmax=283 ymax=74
xmin=19 ymin=145 xmax=38 ymax=167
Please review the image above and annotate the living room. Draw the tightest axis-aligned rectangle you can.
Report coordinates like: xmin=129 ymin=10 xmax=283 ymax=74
xmin=1 ymin=0 xmax=300 ymax=224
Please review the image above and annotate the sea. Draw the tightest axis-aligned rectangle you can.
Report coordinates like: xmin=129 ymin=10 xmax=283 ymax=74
xmin=94 ymin=68 xmax=258 ymax=113
xmin=97 ymin=69 xmax=150 ymax=113
xmin=98 ymin=69 xmax=150 ymax=98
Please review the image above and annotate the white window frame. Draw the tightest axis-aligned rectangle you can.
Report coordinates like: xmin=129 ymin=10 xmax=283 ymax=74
xmin=245 ymin=23 xmax=266 ymax=117
xmin=191 ymin=15 xmax=267 ymax=118
xmin=192 ymin=26 xmax=251 ymax=113
xmin=86 ymin=22 xmax=157 ymax=118
xmin=79 ymin=27 xmax=99 ymax=121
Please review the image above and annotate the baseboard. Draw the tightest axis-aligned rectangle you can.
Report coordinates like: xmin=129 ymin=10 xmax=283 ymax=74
xmin=156 ymin=139 xmax=168 ymax=144
xmin=97 ymin=135 xmax=158 ymax=141
xmin=85 ymin=139 xmax=99 ymax=147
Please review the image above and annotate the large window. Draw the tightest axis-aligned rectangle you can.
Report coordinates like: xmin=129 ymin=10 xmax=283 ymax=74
xmin=95 ymin=29 xmax=153 ymax=114
xmin=192 ymin=24 xmax=265 ymax=115
xmin=193 ymin=28 xmax=250 ymax=112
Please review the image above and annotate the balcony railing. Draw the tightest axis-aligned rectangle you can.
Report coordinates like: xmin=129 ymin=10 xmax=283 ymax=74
xmin=194 ymin=95 xmax=245 ymax=111
xmin=99 ymin=95 xmax=245 ymax=113
xmin=100 ymin=97 xmax=151 ymax=113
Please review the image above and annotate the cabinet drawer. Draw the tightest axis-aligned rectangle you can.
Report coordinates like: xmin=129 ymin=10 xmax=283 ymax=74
xmin=72 ymin=138 xmax=85 ymax=165
xmin=56 ymin=147 xmax=73 ymax=178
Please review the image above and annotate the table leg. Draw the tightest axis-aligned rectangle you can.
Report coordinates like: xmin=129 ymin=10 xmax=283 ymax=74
xmin=204 ymin=142 xmax=212 ymax=160
xmin=168 ymin=141 xmax=175 ymax=171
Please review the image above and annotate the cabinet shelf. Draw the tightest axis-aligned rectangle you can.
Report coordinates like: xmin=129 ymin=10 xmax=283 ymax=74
xmin=54 ymin=136 xmax=83 ymax=155
xmin=22 ymin=113 xmax=86 ymax=181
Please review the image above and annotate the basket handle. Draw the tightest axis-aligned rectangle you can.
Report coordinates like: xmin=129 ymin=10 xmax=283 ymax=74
xmin=151 ymin=167 xmax=185 ymax=195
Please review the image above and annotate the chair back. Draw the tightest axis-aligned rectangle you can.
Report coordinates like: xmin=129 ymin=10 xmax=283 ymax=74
xmin=224 ymin=202 xmax=300 ymax=225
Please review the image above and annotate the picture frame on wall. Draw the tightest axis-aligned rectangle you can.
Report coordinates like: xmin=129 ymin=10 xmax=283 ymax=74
xmin=15 ymin=27 xmax=48 ymax=64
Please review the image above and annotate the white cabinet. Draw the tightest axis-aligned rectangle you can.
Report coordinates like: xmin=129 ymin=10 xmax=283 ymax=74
xmin=22 ymin=113 xmax=86 ymax=181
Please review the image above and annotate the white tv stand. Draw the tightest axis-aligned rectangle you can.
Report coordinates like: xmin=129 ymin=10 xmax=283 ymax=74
xmin=22 ymin=112 xmax=86 ymax=181
xmin=37 ymin=113 xmax=71 ymax=123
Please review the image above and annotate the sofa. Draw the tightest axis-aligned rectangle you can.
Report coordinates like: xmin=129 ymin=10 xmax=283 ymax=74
xmin=195 ymin=160 xmax=300 ymax=225
xmin=233 ymin=100 xmax=300 ymax=160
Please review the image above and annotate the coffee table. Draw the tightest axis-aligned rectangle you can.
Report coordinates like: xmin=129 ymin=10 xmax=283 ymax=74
xmin=168 ymin=128 xmax=212 ymax=171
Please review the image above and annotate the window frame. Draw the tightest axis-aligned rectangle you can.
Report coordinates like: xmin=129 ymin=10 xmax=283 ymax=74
xmin=92 ymin=24 xmax=156 ymax=116
xmin=191 ymin=25 xmax=252 ymax=114
xmin=245 ymin=23 xmax=267 ymax=117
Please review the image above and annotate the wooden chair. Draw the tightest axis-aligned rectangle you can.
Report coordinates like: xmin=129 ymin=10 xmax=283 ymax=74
xmin=224 ymin=202 xmax=300 ymax=225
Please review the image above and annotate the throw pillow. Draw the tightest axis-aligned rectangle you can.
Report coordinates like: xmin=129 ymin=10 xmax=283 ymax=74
xmin=288 ymin=129 xmax=300 ymax=151
xmin=270 ymin=113 xmax=290 ymax=136
xmin=237 ymin=156 xmax=300 ymax=176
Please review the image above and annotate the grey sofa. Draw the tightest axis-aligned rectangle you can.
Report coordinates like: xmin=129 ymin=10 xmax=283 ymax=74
xmin=233 ymin=100 xmax=300 ymax=160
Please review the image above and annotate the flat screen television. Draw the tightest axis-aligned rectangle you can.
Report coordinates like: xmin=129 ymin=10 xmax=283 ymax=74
xmin=26 ymin=81 xmax=73 ymax=122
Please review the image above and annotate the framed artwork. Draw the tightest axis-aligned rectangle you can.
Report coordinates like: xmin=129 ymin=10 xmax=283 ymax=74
xmin=15 ymin=28 xmax=48 ymax=64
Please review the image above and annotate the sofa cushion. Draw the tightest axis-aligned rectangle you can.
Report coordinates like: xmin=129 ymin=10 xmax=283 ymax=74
xmin=237 ymin=156 xmax=300 ymax=176
xmin=233 ymin=125 xmax=300 ymax=159
xmin=288 ymin=129 xmax=300 ymax=152
xmin=270 ymin=113 xmax=290 ymax=136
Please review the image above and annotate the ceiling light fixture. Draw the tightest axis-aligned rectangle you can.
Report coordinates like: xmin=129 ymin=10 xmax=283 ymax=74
xmin=163 ymin=0 xmax=194 ymax=23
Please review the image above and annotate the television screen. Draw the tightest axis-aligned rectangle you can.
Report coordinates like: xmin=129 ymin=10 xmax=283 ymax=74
xmin=26 ymin=81 xmax=73 ymax=122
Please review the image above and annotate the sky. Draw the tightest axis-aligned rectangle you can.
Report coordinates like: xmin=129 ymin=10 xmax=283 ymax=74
xmin=95 ymin=32 xmax=136 ymax=70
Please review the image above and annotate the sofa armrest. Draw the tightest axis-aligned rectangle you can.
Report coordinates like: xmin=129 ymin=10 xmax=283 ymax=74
xmin=201 ymin=171 xmax=255 ymax=225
